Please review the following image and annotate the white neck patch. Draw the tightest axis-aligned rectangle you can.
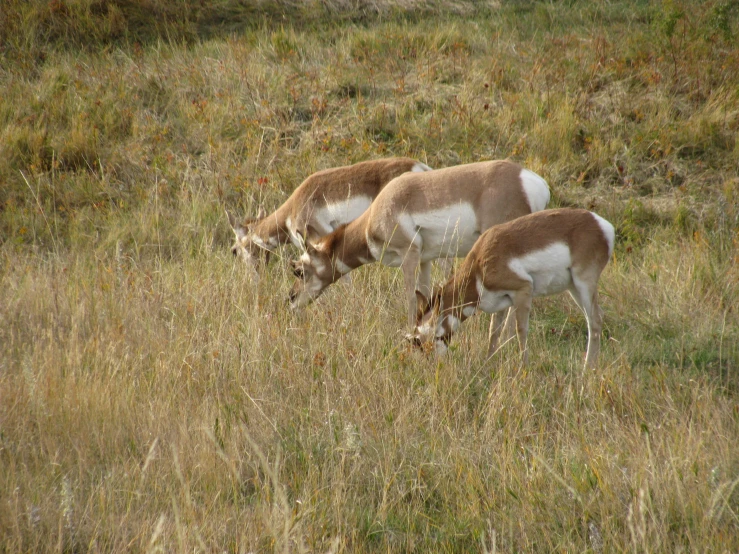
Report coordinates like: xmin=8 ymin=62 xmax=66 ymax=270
xmin=334 ymin=258 xmax=351 ymax=275
xmin=250 ymin=233 xmax=276 ymax=250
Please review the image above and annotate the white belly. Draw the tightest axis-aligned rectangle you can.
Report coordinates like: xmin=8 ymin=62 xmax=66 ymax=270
xmin=508 ymin=243 xmax=573 ymax=297
xmin=478 ymin=288 xmax=514 ymax=314
xmin=313 ymin=195 xmax=372 ymax=231
xmin=408 ymin=203 xmax=481 ymax=262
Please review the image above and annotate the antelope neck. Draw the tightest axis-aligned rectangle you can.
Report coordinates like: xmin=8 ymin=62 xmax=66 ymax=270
xmin=328 ymin=220 xmax=376 ymax=274
xmin=439 ymin=268 xmax=479 ymax=322
xmin=253 ymin=210 xmax=291 ymax=248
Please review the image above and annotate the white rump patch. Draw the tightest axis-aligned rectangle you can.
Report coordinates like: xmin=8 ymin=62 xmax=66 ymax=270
xmin=411 ymin=162 xmax=433 ymax=173
xmin=590 ymin=212 xmax=616 ymax=257
xmin=519 ymin=169 xmax=550 ymax=213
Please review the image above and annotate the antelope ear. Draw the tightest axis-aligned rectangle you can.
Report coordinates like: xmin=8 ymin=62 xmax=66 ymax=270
xmin=415 ymin=290 xmax=429 ymax=321
xmin=226 ymin=208 xmax=238 ymax=230
xmin=431 ymin=290 xmax=443 ymax=312
xmin=226 ymin=209 xmax=249 ymax=240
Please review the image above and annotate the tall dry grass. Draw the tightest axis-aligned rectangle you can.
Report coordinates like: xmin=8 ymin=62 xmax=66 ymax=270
xmin=1 ymin=0 xmax=739 ymax=551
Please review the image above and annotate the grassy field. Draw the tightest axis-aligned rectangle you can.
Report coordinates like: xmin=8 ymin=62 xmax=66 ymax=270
xmin=2 ymin=0 xmax=739 ymax=551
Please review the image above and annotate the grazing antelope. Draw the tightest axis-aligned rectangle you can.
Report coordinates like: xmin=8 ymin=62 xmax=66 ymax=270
xmin=289 ymin=160 xmax=550 ymax=327
xmin=409 ymin=208 xmax=615 ymax=369
xmin=227 ymin=157 xmax=431 ymax=274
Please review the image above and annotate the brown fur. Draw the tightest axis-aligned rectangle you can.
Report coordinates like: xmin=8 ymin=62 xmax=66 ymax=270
xmin=229 ymin=157 xmax=428 ymax=268
xmin=469 ymin=208 xmax=611 ymax=291
xmin=316 ymin=223 xmax=373 ymax=272
xmin=290 ymin=160 xmax=551 ymax=327
xmin=251 ymin=157 xmax=425 ymax=244
xmin=414 ymin=208 xmax=614 ymax=368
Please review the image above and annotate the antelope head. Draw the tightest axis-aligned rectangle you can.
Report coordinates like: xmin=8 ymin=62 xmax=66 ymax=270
xmin=288 ymin=232 xmax=339 ymax=309
xmin=406 ymin=289 xmax=449 ymax=355
xmin=226 ymin=208 xmax=270 ymax=272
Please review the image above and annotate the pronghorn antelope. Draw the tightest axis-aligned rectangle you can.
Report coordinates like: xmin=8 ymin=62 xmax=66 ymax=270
xmin=288 ymin=160 xmax=550 ymax=327
xmin=409 ymin=208 xmax=615 ymax=369
xmin=227 ymin=157 xmax=431 ymax=274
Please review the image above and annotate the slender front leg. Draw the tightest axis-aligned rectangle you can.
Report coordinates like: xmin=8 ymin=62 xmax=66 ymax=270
xmin=502 ymin=307 xmax=516 ymax=342
xmin=401 ymin=250 xmax=422 ymax=328
xmin=417 ymin=261 xmax=432 ymax=301
xmin=486 ymin=310 xmax=508 ymax=359
xmin=512 ymin=285 xmax=533 ymax=366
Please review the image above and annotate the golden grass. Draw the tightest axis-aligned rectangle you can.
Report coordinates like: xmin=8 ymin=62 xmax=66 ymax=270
xmin=1 ymin=1 xmax=739 ymax=551
xmin=2 ymin=245 xmax=737 ymax=551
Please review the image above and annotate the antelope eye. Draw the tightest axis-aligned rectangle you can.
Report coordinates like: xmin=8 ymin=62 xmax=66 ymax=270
xmin=292 ymin=266 xmax=304 ymax=278
xmin=231 ymin=247 xmax=238 ymax=257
